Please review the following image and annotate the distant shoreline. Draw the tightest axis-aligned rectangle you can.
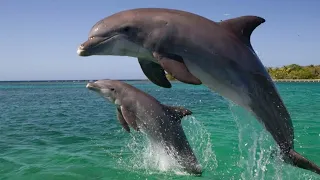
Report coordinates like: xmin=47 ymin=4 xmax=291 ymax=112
xmin=1 ymin=79 xmax=320 ymax=83
xmin=0 ymin=79 xmax=149 ymax=83
xmin=272 ymin=79 xmax=320 ymax=82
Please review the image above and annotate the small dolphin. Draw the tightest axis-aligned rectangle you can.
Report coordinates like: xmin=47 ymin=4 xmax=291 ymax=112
xmin=86 ymin=79 xmax=202 ymax=175
xmin=77 ymin=8 xmax=320 ymax=175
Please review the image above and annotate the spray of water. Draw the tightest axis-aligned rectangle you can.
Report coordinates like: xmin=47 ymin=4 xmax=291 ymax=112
xmin=228 ymin=102 xmax=287 ymax=180
xmin=183 ymin=116 xmax=218 ymax=172
xmin=115 ymin=116 xmax=218 ymax=176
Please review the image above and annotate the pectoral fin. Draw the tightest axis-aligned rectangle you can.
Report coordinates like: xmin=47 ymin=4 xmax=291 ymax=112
xmin=120 ymin=106 xmax=139 ymax=131
xmin=116 ymin=108 xmax=130 ymax=133
xmin=153 ymin=52 xmax=202 ymax=85
xmin=138 ymin=58 xmax=172 ymax=88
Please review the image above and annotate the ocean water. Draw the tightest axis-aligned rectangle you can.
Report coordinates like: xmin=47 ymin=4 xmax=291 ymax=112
xmin=0 ymin=81 xmax=319 ymax=180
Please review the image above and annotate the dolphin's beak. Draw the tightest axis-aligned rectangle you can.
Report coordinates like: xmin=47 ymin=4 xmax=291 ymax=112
xmin=86 ymin=83 xmax=100 ymax=92
xmin=77 ymin=37 xmax=108 ymax=57
xmin=77 ymin=45 xmax=90 ymax=57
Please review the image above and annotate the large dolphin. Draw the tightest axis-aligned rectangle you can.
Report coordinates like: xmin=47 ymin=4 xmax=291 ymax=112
xmin=77 ymin=8 xmax=320 ymax=174
xmin=86 ymin=79 xmax=202 ymax=175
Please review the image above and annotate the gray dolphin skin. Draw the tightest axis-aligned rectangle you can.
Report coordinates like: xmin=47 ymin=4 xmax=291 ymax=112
xmin=86 ymin=79 xmax=202 ymax=175
xmin=77 ymin=8 xmax=320 ymax=175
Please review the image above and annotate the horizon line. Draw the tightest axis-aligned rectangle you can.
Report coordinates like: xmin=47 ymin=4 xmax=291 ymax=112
xmin=0 ymin=79 xmax=150 ymax=82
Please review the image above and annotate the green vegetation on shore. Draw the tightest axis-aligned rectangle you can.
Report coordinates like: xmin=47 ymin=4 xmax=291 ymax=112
xmin=266 ymin=64 xmax=320 ymax=79
xmin=165 ymin=73 xmax=176 ymax=81
xmin=9 ymin=64 xmax=317 ymax=82
xmin=165 ymin=64 xmax=320 ymax=80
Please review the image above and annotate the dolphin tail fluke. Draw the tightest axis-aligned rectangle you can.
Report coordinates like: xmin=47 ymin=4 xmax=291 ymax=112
xmin=285 ymin=149 xmax=320 ymax=175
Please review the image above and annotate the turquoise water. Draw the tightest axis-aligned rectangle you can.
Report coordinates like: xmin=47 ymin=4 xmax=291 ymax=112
xmin=1 ymin=81 xmax=319 ymax=180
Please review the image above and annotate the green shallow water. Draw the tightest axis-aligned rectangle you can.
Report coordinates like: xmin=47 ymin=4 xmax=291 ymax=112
xmin=0 ymin=81 xmax=319 ymax=180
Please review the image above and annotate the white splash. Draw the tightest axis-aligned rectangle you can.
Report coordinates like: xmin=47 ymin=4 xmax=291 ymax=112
xmin=115 ymin=115 xmax=218 ymax=176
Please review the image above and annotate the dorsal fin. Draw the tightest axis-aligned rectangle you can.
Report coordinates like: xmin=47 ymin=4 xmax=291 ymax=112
xmin=164 ymin=105 xmax=192 ymax=123
xmin=219 ymin=16 xmax=265 ymax=49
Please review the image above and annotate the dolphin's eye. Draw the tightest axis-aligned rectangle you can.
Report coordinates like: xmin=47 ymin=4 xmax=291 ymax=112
xmin=123 ymin=26 xmax=130 ymax=33
xmin=110 ymin=88 xmax=115 ymax=91
xmin=89 ymin=36 xmax=95 ymax=40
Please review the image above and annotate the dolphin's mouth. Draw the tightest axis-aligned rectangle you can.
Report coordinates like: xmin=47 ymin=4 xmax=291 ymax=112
xmin=77 ymin=48 xmax=90 ymax=56
xmin=86 ymin=83 xmax=101 ymax=92
xmin=77 ymin=48 xmax=90 ymax=57
xmin=77 ymin=35 xmax=120 ymax=56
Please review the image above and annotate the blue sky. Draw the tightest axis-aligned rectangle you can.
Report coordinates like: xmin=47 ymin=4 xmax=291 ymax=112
xmin=1 ymin=0 xmax=320 ymax=81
